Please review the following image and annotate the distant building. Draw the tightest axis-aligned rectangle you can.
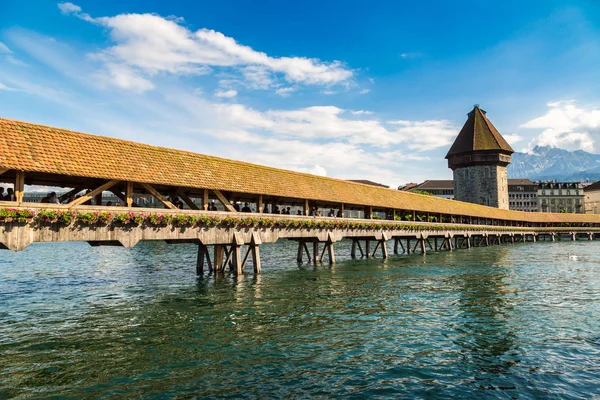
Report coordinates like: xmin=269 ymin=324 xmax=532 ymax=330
xmin=446 ymin=106 xmax=514 ymax=209
xmin=584 ymin=181 xmax=600 ymax=214
xmin=537 ymin=182 xmax=584 ymax=213
xmin=508 ymin=179 xmax=538 ymax=212
xmin=347 ymin=180 xmax=389 ymax=188
xmin=409 ymin=178 xmax=539 ymax=211
xmin=408 ymin=180 xmax=454 ymax=199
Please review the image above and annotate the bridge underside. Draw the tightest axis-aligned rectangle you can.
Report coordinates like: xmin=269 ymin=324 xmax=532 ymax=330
xmin=1 ymin=206 xmax=599 ymax=275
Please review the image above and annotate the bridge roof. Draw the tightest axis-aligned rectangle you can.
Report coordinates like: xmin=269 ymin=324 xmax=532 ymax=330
xmin=1 ymin=117 xmax=599 ymax=224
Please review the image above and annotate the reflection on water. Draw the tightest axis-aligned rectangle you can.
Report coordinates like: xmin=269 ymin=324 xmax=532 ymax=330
xmin=1 ymin=240 xmax=600 ymax=398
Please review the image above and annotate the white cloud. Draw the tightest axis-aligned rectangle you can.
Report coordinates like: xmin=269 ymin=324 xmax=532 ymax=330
xmin=309 ymin=165 xmax=327 ymax=176
xmin=0 ymin=82 xmax=17 ymax=91
xmin=359 ymin=88 xmax=370 ymax=94
xmin=4 ymin=55 xmax=28 ymax=67
xmin=59 ymin=4 xmax=353 ymax=92
xmin=92 ymin=62 xmax=155 ymax=92
xmin=275 ymin=86 xmax=295 ymax=96
xmin=57 ymin=2 xmax=81 ymax=14
xmin=503 ymin=133 xmax=523 ymax=145
xmin=386 ymin=119 xmax=459 ymax=150
xmin=351 ymin=110 xmax=372 ymax=115
xmin=522 ymin=100 xmax=600 ymax=152
xmin=0 ymin=42 xmax=12 ymax=53
xmin=214 ymin=89 xmax=238 ymax=98
xmin=57 ymin=2 xmax=94 ymax=22
xmin=399 ymin=52 xmax=421 ymax=59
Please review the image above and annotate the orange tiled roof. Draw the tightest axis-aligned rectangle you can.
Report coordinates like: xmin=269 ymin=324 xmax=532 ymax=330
xmin=1 ymin=117 xmax=599 ymax=224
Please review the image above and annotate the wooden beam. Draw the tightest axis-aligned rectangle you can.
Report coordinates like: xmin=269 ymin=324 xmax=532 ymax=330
xmin=140 ymin=182 xmax=176 ymax=209
xmin=213 ymin=190 xmax=236 ymax=212
xmin=258 ymin=195 xmax=263 ymax=213
xmin=176 ymin=189 xmax=200 ymax=210
xmin=303 ymin=242 xmax=311 ymax=262
xmin=126 ymin=182 xmax=134 ymax=207
xmin=14 ymin=171 xmax=24 ymax=202
xmin=59 ymin=186 xmax=85 ymax=203
xmin=203 ymin=189 xmax=209 ymax=211
xmin=304 ymin=199 xmax=309 ymax=216
xmin=109 ymin=188 xmax=138 ymax=207
xmin=67 ymin=180 xmax=119 ymax=208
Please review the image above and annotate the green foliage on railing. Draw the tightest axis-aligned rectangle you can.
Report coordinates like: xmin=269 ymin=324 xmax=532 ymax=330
xmin=0 ymin=207 xmax=599 ymax=233
xmin=0 ymin=208 xmax=36 ymax=223
xmin=36 ymin=209 xmax=77 ymax=226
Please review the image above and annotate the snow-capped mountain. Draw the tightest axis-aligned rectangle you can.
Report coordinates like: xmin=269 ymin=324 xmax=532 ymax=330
xmin=508 ymin=145 xmax=600 ymax=181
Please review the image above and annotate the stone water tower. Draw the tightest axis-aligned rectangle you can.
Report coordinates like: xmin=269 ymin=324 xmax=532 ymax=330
xmin=445 ymin=106 xmax=514 ymax=209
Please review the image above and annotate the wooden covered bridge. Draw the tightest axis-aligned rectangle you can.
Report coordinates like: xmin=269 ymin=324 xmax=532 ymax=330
xmin=1 ymin=117 xmax=599 ymax=274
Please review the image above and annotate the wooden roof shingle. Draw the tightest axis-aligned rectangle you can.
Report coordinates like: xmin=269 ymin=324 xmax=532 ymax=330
xmin=446 ymin=106 xmax=514 ymax=158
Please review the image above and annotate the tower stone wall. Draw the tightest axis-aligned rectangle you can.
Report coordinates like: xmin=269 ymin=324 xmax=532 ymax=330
xmin=453 ymin=164 xmax=509 ymax=209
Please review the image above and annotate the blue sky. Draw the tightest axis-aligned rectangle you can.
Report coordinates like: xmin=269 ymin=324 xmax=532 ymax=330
xmin=1 ymin=1 xmax=600 ymax=186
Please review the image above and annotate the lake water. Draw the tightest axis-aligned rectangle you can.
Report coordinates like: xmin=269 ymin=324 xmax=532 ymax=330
xmin=1 ymin=239 xmax=600 ymax=399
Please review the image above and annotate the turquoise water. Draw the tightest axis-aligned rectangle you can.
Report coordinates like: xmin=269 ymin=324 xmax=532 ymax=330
xmin=1 ymin=240 xmax=600 ymax=399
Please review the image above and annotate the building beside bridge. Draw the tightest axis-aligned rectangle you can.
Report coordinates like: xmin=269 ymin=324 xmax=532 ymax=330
xmin=584 ymin=181 xmax=600 ymax=214
xmin=408 ymin=179 xmax=539 ymax=212
xmin=537 ymin=181 xmax=584 ymax=213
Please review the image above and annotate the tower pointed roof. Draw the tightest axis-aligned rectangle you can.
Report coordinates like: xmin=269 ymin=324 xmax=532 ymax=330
xmin=445 ymin=106 xmax=514 ymax=159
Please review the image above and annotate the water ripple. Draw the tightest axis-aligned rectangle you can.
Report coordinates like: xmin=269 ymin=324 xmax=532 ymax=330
xmin=1 ymin=241 xmax=600 ymax=398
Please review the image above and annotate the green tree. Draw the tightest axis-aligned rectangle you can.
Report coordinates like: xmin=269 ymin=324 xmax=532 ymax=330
xmin=411 ymin=190 xmax=433 ymax=196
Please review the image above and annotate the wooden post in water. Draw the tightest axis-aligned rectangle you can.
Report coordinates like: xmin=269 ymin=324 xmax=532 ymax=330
xmin=380 ymin=233 xmax=389 ymax=259
xmin=297 ymin=239 xmax=304 ymax=262
xmin=231 ymin=233 xmax=243 ymax=275
xmin=326 ymin=234 xmax=335 ymax=265
xmin=365 ymin=240 xmax=371 ymax=258
xmin=196 ymin=242 xmax=212 ymax=274
xmin=250 ymin=233 xmax=261 ymax=273
xmin=351 ymin=240 xmax=357 ymax=258
xmin=313 ymin=241 xmax=319 ymax=265
xmin=214 ymin=245 xmax=225 ymax=272
xmin=196 ymin=243 xmax=204 ymax=274
xmin=419 ymin=237 xmax=426 ymax=255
